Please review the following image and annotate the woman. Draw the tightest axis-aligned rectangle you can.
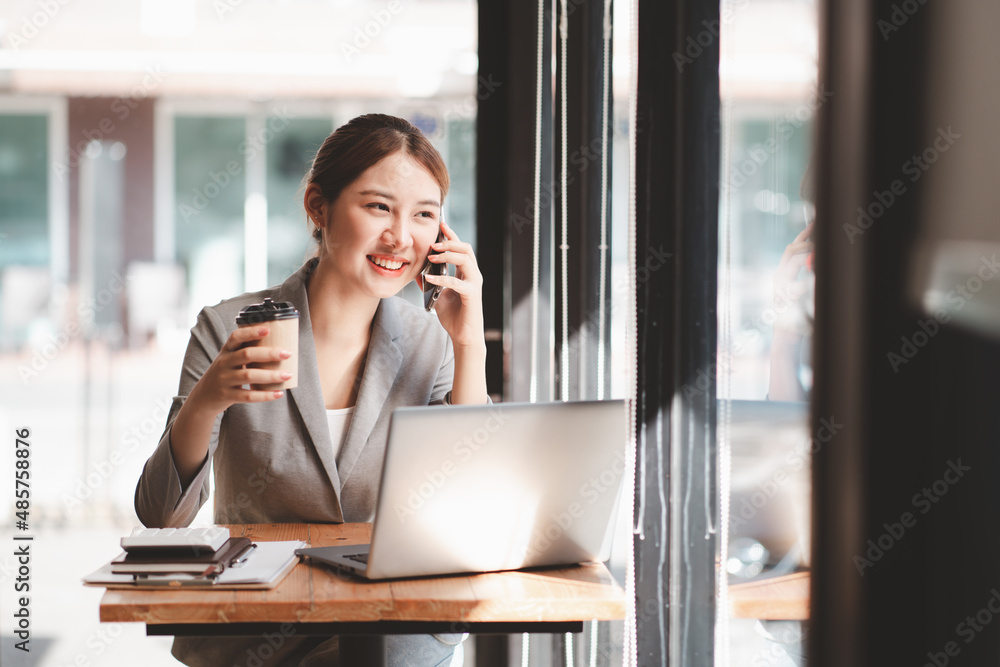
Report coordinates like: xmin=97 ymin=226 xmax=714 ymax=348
xmin=135 ymin=114 xmax=486 ymax=666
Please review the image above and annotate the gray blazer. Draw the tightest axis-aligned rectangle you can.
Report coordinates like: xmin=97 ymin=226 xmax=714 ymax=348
xmin=135 ymin=259 xmax=454 ymax=528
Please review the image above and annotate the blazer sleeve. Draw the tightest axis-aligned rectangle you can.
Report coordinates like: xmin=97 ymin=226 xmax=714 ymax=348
xmin=134 ymin=306 xmax=228 ymax=528
xmin=429 ymin=335 xmax=455 ymax=405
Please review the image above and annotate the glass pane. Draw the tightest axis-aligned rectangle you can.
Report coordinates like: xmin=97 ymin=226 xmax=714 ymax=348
xmin=0 ymin=114 xmax=48 ymax=267
xmin=2 ymin=0 xmax=482 ymax=662
xmin=0 ymin=113 xmax=49 ymax=347
xmin=174 ymin=115 xmax=246 ymax=312
xmin=266 ymin=116 xmax=333 ymax=286
xmin=719 ymin=0 xmax=818 ymax=665
xmin=444 ymin=116 xmax=476 ymax=250
xmin=726 ymin=112 xmax=814 ymax=400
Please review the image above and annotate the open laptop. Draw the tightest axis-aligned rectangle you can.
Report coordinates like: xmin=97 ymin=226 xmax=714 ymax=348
xmin=296 ymin=400 xmax=626 ymax=580
xmin=726 ymin=399 xmax=811 ymax=576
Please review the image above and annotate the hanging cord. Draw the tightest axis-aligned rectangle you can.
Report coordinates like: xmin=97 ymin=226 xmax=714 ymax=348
xmin=529 ymin=0 xmax=547 ymax=405
xmin=589 ymin=618 xmax=599 ymax=667
xmin=557 ymin=1 xmax=574 ymax=660
xmin=524 ymin=0 xmax=548 ymax=661
xmin=624 ymin=0 xmax=639 ymax=662
xmin=596 ymin=0 xmax=613 ymax=403
xmin=590 ymin=4 xmax=613 ymax=664
xmin=716 ymin=1 xmax=737 ymax=664
xmin=559 ymin=0 xmax=570 ymax=403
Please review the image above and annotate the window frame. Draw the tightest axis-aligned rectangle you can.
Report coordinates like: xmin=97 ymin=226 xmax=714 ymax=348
xmin=0 ymin=94 xmax=70 ymax=287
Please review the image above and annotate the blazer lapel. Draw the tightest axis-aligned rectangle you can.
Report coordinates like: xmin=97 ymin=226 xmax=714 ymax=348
xmin=336 ymin=298 xmax=403 ymax=485
xmin=277 ymin=262 xmax=345 ymax=519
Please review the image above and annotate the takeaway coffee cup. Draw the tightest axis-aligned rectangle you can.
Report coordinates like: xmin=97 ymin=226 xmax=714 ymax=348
xmin=235 ymin=298 xmax=300 ymax=391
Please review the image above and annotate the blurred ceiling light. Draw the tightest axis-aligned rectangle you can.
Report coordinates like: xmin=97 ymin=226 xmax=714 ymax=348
xmin=141 ymin=0 xmax=196 ymax=37
xmin=720 ymin=54 xmax=816 ymax=85
xmin=108 ymin=142 xmax=127 ymax=161
xmin=385 ymin=26 xmax=473 ymax=54
xmin=0 ymin=50 xmax=396 ymax=75
xmin=753 ymin=189 xmax=791 ymax=215
xmin=397 ymin=71 xmax=443 ymax=99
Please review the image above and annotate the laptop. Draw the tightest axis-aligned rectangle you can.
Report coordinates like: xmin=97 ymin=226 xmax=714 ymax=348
xmin=296 ymin=400 xmax=626 ymax=580
xmin=726 ymin=399 xmax=810 ymax=575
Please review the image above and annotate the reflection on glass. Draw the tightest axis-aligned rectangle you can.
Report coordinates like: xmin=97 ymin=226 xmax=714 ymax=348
xmin=719 ymin=0 xmax=818 ymax=665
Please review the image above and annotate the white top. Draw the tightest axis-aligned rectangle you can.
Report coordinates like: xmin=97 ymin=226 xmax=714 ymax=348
xmin=325 ymin=406 xmax=355 ymax=461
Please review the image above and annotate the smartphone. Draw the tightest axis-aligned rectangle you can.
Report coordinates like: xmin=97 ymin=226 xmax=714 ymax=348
xmin=803 ymin=204 xmax=815 ymax=272
xmin=421 ymin=228 xmax=447 ymax=311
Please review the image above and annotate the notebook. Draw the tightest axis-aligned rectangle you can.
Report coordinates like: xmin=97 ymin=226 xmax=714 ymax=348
xmin=120 ymin=526 xmax=230 ymax=554
xmin=296 ymin=400 xmax=626 ymax=580
xmin=84 ymin=540 xmax=305 ymax=589
xmin=111 ymin=537 xmax=253 ymax=574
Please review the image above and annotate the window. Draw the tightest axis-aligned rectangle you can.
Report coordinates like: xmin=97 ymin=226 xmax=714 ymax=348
xmin=265 ymin=117 xmax=333 ymax=286
xmin=0 ymin=113 xmax=49 ymax=348
xmin=718 ymin=1 xmax=819 ymax=664
xmin=0 ymin=114 xmax=48 ymax=266
xmin=0 ymin=98 xmax=68 ymax=350
xmin=174 ymin=115 xmax=247 ymax=313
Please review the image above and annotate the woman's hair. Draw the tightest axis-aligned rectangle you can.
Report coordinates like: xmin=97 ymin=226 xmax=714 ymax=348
xmin=306 ymin=114 xmax=449 ymax=243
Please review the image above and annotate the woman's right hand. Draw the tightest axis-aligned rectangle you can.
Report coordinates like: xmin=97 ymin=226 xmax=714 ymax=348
xmin=187 ymin=326 xmax=292 ymax=416
xmin=773 ymin=222 xmax=814 ymax=305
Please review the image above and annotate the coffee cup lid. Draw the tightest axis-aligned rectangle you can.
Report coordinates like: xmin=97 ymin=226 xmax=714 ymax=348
xmin=236 ymin=298 xmax=300 ymax=325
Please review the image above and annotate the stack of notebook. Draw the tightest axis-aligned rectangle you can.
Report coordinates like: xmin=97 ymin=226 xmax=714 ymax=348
xmin=83 ymin=527 xmax=304 ymax=589
xmin=112 ymin=528 xmax=255 ymax=577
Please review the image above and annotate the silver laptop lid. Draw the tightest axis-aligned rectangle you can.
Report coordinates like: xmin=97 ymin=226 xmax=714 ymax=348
xmin=366 ymin=400 xmax=627 ymax=580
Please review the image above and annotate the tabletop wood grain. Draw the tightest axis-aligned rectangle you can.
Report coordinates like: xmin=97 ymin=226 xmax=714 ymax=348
xmin=728 ymin=571 xmax=810 ymax=620
xmin=99 ymin=524 xmax=626 ymax=626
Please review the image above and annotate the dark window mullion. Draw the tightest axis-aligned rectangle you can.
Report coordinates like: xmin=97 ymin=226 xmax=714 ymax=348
xmin=634 ymin=0 xmax=720 ymax=664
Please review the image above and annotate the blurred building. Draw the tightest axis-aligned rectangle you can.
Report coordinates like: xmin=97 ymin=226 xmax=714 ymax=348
xmin=0 ymin=0 xmax=481 ymax=351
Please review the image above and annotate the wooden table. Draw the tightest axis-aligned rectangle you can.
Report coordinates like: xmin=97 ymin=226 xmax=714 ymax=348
xmin=99 ymin=523 xmax=626 ymax=639
xmin=729 ymin=571 xmax=810 ymax=620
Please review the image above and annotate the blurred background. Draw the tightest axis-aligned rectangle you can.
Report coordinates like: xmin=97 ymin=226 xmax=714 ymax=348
xmin=0 ymin=0 xmax=816 ymax=665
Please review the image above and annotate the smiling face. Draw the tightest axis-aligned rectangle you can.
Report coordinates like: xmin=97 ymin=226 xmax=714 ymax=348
xmin=313 ymin=151 xmax=443 ymax=301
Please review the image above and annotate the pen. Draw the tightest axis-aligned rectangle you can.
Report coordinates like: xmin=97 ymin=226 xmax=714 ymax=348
xmin=229 ymin=543 xmax=257 ymax=568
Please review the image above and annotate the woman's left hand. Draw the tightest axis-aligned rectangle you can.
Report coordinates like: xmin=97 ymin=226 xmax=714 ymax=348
xmin=423 ymin=221 xmax=485 ymax=350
